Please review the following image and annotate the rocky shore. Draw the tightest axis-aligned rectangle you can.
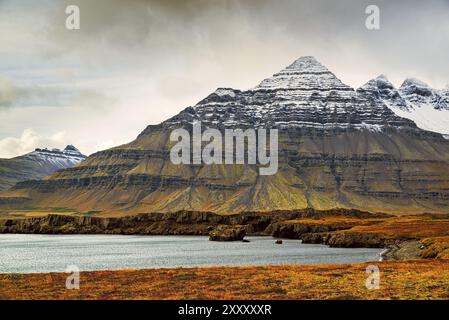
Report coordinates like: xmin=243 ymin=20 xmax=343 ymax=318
xmin=380 ymin=241 xmax=424 ymax=260
xmin=0 ymin=208 xmax=386 ymax=236
xmin=1 ymin=208 xmax=447 ymax=260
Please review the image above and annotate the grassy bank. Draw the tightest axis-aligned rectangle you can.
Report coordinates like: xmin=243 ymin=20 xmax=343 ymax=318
xmin=1 ymin=260 xmax=449 ymax=300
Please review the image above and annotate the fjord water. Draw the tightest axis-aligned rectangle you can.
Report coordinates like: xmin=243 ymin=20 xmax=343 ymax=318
xmin=0 ymin=234 xmax=382 ymax=273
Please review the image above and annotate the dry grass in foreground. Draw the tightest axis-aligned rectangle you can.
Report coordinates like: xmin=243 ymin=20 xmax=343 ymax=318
xmin=1 ymin=260 xmax=449 ymax=300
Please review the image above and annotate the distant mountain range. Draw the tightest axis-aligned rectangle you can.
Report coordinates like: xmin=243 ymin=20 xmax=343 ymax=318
xmin=0 ymin=145 xmax=86 ymax=191
xmin=358 ymin=75 xmax=449 ymax=137
xmin=1 ymin=57 xmax=449 ymax=215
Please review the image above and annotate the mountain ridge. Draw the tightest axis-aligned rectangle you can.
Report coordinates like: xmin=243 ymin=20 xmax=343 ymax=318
xmin=357 ymin=74 xmax=449 ymax=136
xmin=2 ymin=57 xmax=449 ymax=215
xmin=0 ymin=145 xmax=86 ymax=191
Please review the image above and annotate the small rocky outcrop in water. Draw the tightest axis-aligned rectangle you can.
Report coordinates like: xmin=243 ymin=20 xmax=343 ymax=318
xmin=209 ymin=225 xmax=246 ymax=241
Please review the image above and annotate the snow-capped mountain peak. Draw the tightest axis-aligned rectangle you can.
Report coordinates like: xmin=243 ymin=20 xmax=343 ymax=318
xmin=162 ymin=56 xmax=415 ymax=132
xmin=398 ymin=78 xmax=449 ymax=111
xmin=399 ymin=78 xmax=435 ymax=102
xmin=400 ymin=77 xmax=430 ymax=88
xmin=25 ymin=145 xmax=86 ymax=168
xmin=276 ymin=56 xmax=330 ymax=74
xmin=254 ymin=56 xmax=352 ymax=92
xmin=360 ymin=74 xmax=394 ymax=90
xmin=64 ymin=144 xmax=79 ymax=152
xmin=0 ymin=145 xmax=86 ymax=190
xmin=62 ymin=145 xmax=85 ymax=158
xmin=359 ymin=76 xmax=449 ymax=136
xmin=162 ymin=56 xmax=449 ymax=136
xmin=357 ymin=75 xmax=411 ymax=111
xmin=375 ymin=74 xmax=389 ymax=81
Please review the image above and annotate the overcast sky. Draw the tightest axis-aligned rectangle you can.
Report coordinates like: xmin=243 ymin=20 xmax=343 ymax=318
xmin=0 ymin=0 xmax=448 ymax=157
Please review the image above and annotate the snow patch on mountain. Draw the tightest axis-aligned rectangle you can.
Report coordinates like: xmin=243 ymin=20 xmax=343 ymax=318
xmin=213 ymin=88 xmax=238 ymax=98
xmin=385 ymin=101 xmax=449 ymax=136
xmin=359 ymin=75 xmax=449 ymax=135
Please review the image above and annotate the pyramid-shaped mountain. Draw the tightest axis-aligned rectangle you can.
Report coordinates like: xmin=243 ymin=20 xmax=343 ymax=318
xmin=161 ymin=56 xmax=415 ymax=131
xmin=2 ymin=57 xmax=449 ymax=215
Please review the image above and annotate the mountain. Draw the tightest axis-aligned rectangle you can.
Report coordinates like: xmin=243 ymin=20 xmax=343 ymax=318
xmin=358 ymin=76 xmax=449 ymax=137
xmin=2 ymin=57 xmax=449 ymax=215
xmin=0 ymin=145 xmax=86 ymax=191
xmin=164 ymin=57 xmax=415 ymax=130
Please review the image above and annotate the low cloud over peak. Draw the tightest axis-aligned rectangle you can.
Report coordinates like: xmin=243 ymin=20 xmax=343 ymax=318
xmin=0 ymin=0 xmax=448 ymax=157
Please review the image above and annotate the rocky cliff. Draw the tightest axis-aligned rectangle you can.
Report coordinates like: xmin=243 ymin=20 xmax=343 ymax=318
xmin=0 ymin=209 xmax=388 ymax=235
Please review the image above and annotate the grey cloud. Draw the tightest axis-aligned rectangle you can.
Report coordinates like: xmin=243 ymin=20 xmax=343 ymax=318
xmin=35 ymin=0 xmax=449 ymax=89
xmin=0 ymin=79 xmax=63 ymax=108
xmin=0 ymin=76 xmax=16 ymax=107
xmin=0 ymin=74 xmax=114 ymax=110
xmin=0 ymin=0 xmax=448 ymax=157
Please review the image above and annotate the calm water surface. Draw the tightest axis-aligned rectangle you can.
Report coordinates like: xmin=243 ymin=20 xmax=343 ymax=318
xmin=0 ymin=234 xmax=382 ymax=273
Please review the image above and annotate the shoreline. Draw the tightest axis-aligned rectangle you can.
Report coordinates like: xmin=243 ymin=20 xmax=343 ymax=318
xmin=379 ymin=248 xmax=389 ymax=261
xmin=0 ymin=256 xmax=396 ymax=276
xmin=2 ymin=209 xmax=448 ymax=262
xmin=380 ymin=240 xmax=424 ymax=261
xmin=0 ymin=234 xmax=383 ymax=274
xmin=0 ymin=211 xmax=396 ymax=261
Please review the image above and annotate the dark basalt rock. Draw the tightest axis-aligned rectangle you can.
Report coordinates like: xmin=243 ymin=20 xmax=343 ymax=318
xmin=300 ymin=232 xmax=391 ymax=248
xmin=0 ymin=209 xmax=389 ymax=236
xmin=209 ymin=225 xmax=246 ymax=241
xmin=269 ymin=222 xmax=355 ymax=239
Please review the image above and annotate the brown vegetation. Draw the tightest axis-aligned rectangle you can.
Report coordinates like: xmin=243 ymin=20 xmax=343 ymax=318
xmin=282 ymin=215 xmax=449 ymax=240
xmin=1 ymin=260 xmax=449 ymax=300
